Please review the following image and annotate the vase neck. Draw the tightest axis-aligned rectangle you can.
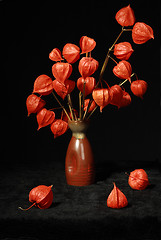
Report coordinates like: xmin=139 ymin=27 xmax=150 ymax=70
xmin=72 ymin=132 xmax=86 ymax=139
xmin=68 ymin=120 xmax=89 ymax=139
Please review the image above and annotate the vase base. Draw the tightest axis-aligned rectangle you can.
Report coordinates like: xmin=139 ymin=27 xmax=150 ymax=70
xmin=66 ymin=180 xmax=95 ymax=186
xmin=66 ymin=166 xmax=95 ymax=186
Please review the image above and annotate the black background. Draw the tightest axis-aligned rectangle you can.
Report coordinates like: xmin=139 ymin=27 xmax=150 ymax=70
xmin=0 ymin=0 xmax=160 ymax=239
xmin=1 ymin=0 xmax=160 ymax=168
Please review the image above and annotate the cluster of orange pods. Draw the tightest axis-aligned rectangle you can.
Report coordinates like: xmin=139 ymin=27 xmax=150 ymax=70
xmin=26 ymin=4 xmax=154 ymax=138
xmin=107 ymin=169 xmax=150 ymax=209
xmin=19 ymin=169 xmax=149 ymax=210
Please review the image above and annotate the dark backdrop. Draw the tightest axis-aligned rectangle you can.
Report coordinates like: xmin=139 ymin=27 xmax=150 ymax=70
xmin=0 ymin=1 xmax=160 ymax=240
xmin=1 ymin=0 xmax=160 ymax=167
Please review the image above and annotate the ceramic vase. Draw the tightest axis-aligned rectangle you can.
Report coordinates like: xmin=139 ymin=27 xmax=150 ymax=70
xmin=65 ymin=120 xmax=95 ymax=186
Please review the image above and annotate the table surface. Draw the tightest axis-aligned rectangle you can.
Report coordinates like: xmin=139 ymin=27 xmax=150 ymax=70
xmin=0 ymin=160 xmax=161 ymax=240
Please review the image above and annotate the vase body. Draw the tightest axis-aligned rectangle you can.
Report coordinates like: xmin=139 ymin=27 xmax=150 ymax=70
xmin=65 ymin=120 xmax=95 ymax=186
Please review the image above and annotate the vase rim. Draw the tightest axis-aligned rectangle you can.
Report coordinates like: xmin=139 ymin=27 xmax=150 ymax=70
xmin=68 ymin=119 xmax=90 ymax=124
xmin=68 ymin=119 xmax=89 ymax=137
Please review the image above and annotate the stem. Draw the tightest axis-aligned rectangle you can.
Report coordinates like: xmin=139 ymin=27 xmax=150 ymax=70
xmin=134 ymin=72 xmax=138 ymax=80
xmin=109 ymin=56 xmax=118 ymax=64
xmin=67 ymin=94 xmax=74 ymax=121
xmin=49 ymin=106 xmax=63 ymax=111
xmin=83 ymin=99 xmax=92 ymax=120
xmin=109 ymin=27 xmax=124 ymax=51
xmin=82 ymin=81 xmax=86 ymax=115
xmin=19 ymin=202 xmax=36 ymax=211
xmin=68 ymin=94 xmax=78 ymax=121
xmin=87 ymin=105 xmax=98 ymax=120
xmin=79 ymin=91 xmax=82 ymax=120
xmin=98 ymin=27 xmax=124 ymax=85
xmin=98 ymin=51 xmax=110 ymax=85
xmin=103 ymin=80 xmax=110 ymax=89
xmin=119 ymin=73 xmax=135 ymax=86
xmin=123 ymin=29 xmax=133 ymax=31
xmin=52 ymin=91 xmax=71 ymax=121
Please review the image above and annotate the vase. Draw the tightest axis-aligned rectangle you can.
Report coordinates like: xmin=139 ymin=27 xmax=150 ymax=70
xmin=65 ymin=120 xmax=95 ymax=186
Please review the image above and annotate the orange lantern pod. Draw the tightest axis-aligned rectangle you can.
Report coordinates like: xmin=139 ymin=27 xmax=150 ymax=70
xmin=19 ymin=185 xmax=53 ymax=211
xmin=50 ymin=119 xmax=68 ymax=138
xmin=33 ymin=74 xmax=54 ymax=96
xmin=109 ymin=85 xmax=123 ymax=108
xmin=113 ymin=60 xmax=132 ymax=80
xmin=83 ymin=99 xmax=96 ymax=112
xmin=52 ymin=62 xmax=72 ymax=84
xmin=92 ymin=88 xmax=111 ymax=112
xmin=36 ymin=108 xmax=55 ymax=130
xmin=130 ymin=80 xmax=148 ymax=99
xmin=114 ymin=42 xmax=134 ymax=60
xmin=77 ymin=77 xmax=96 ymax=97
xmin=118 ymin=91 xmax=131 ymax=109
xmin=132 ymin=22 xmax=154 ymax=44
xmin=26 ymin=94 xmax=46 ymax=116
xmin=78 ymin=57 xmax=99 ymax=79
xmin=53 ymin=79 xmax=75 ymax=100
xmin=49 ymin=48 xmax=63 ymax=61
xmin=127 ymin=169 xmax=150 ymax=190
xmin=115 ymin=4 xmax=135 ymax=27
xmin=63 ymin=43 xmax=80 ymax=64
xmin=107 ymin=182 xmax=128 ymax=209
xmin=80 ymin=36 xmax=96 ymax=54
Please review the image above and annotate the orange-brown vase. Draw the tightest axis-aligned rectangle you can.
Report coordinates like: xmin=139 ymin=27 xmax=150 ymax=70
xmin=65 ymin=120 xmax=95 ymax=186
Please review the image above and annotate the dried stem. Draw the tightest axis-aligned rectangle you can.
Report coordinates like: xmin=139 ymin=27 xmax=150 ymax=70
xmin=67 ymin=94 xmax=74 ymax=121
xmin=48 ymin=106 xmax=63 ymax=111
xmin=82 ymin=81 xmax=86 ymax=116
xmin=68 ymin=94 xmax=78 ymax=121
xmin=109 ymin=27 xmax=124 ymax=51
xmin=52 ymin=91 xmax=71 ymax=121
xmin=98 ymin=27 xmax=124 ymax=85
xmin=109 ymin=56 xmax=118 ymax=64
xmin=119 ymin=73 xmax=135 ymax=87
xmin=83 ymin=99 xmax=92 ymax=120
xmin=86 ymin=105 xmax=98 ymax=120
xmin=123 ymin=29 xmax=133 ymax=31
xmin=18 ymin=202 xmax=36 ymax=211
xmin=79 ymin=91 xmax=82 ymax=120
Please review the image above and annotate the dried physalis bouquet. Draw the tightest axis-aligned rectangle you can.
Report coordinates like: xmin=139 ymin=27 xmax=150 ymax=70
xmin=26 ymin=5 xmax=154 ymax=138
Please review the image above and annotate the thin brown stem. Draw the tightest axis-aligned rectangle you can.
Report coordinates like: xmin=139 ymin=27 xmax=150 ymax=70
xmin=79 ymin=91 xmax=82 ymax=120
xmin=109 ymin=27 xmax=124 ymax=51
xmin=98 ymin=27 xmax=124 ymax=86
xmin=48 ymin=106 xmax=63 ymax=111
xmin=68 ymin=94 xmax=78 ymax=120
xmin=86 ymin=105 xmax=98 ymax=120
xmin=52 ymin=91 xmax=71 ymax=120
xmin=83 ymin=99 xmax=92 ymax=120
xmin=19 ymin=202 xmax=36 ymax=211
xmin=67 ymin=94 xmax=74 ymax=121
xmin=97 ymin=51 xmax=110 ymax=85
xmin=119 ymin=73 xmax=135 ymax=87
xmin=123 ymin=29 xmax=133 ymax=31
xmin=82 ymin=81 xmax=86 ymax=115
xmin=109 ymin=56 xmax=118 ymax=64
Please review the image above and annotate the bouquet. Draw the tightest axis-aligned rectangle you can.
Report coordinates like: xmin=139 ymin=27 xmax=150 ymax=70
xmin=26 ymin=5 xmax=154 ymax=138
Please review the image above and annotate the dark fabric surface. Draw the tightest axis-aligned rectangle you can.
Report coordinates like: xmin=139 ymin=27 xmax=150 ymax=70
xmin=0 ymin=160 xmax=161 ymax=240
